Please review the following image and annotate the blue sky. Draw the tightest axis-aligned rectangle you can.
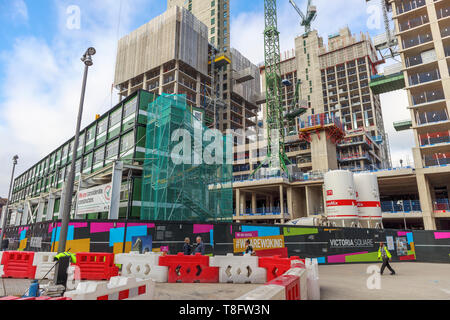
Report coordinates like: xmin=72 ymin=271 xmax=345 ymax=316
xmin=0 ymin=0 xmax=413 ymax=196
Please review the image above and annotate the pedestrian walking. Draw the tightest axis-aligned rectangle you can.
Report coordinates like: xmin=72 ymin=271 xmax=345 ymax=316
xmin=193 ymin=236 xmax=205 ymax=255
xmin=378 ymin=242 xmax=396 ymax=275
xmin=183 ymin=237 xmax=192 ymax=255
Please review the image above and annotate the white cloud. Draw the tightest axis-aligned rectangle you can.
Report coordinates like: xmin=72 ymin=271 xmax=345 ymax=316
xmin=0 ymin=0 xmax=157 ymax=196
xmin=11 ymin=0 xmax=29 ymax=22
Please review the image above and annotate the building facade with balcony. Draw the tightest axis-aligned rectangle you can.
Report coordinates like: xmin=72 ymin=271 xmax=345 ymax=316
xmin=390 ymin=0 xmax=450 ymax=230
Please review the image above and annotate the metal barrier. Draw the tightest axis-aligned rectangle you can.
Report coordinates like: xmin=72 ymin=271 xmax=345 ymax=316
xmin=381 ymin=200 xmax=421 ymax=213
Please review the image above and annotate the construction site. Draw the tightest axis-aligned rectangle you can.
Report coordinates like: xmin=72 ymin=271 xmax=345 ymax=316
xmin=0 ymin=0 xmax=449 ymax=302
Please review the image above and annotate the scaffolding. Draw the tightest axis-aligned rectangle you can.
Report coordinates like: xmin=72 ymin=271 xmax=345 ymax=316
xmin=140 ymin=94 xmax=233 ymax=222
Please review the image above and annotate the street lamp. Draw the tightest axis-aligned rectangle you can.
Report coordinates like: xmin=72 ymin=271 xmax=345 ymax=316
xmin=0 ymin=155 xmax=19 ymax=249
xmin=57 ymin=47 xmax=96 ymax=255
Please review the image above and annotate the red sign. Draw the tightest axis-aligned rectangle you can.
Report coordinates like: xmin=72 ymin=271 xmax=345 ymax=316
xmin=327 ymin=190 xmax=333 ymax=196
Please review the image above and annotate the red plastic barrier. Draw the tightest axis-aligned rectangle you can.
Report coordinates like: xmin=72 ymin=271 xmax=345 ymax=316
xmin=258 ymin=255 xmax=303 ymax=281
xmin=266 ymin=275 xmax=300 ymax=300
xmin=73 ymin=252 xmax=118 ymax=281
xmin=1 ymin=251 xmax=37 ymax=279
xmin=254 ymin=248 xmax=288 ymax=258
xmin=158 ymin=253 xmax=219 ymax=283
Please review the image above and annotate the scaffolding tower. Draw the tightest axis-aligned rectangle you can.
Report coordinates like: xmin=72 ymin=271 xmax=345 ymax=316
xmin=140 ymin=94 xmax=233 ymax=222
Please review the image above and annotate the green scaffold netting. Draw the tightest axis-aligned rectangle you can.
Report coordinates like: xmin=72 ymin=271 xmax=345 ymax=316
xmin=141 ymin=94 xmax=233 ymax=222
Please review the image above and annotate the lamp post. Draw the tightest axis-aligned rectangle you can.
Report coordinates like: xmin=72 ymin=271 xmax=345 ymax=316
xmin=0 ymin=155 xmax=18 ymax=248
xmin=56 ymin=48 xmax=96 ymax=254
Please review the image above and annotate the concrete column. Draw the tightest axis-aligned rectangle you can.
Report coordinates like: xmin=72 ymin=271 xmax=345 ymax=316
xmin=239 ymin=191 xmax=246 ymax=215
xmin=127 ymin=80 xmax=132 ymax=96
xmin=36 ymin=199 xmax=45 ymax=223
xmin=235 ymin=188 xmax=240 ymax=217
xmin=417 ymin=173 xmax=437 ymax=230
xmin=174 ymin=60 xmax=180 ymax=94
xmin=196 ymin=73 xmax=201 ymax=107
xmin=21 ymin=201 xmax=30 ymax=225
xmin=306 ymin=186 xmax=312 ymax=217
xmin=159 ymin=65 xmax=164 ymax=95
xmin=109 ymin=161 xmax=123 ymax=220
xmin=269 ymin=195 xmax=274 ymax=212
xmin=142 ymin=73 xmax=147 ymax=90
xmin=280 ymin=185 xmax=285 ymax=218
xmin=46 ymin=193 xmax=55 ymax=221
xmin=287 ymin=187 xmax=293 ymax=220
xmin=251 ymin=192 xmax=257 ymax=214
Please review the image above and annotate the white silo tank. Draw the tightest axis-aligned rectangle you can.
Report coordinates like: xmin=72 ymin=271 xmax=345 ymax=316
xmin=354 ymin=173 xmax=382 ymax=229
xmin=324 ymin=170 xmax=358 ymax=227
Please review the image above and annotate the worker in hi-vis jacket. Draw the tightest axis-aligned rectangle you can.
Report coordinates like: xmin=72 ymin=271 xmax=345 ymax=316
xmin=377 ymin=242 xmax=396 ymax=275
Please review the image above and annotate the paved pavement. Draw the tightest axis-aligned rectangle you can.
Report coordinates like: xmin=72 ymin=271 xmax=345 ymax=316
xmin=319 ymin=262 xmax=450 ymax=300
xmin=1 ymin=262 xmax=449 ymax=300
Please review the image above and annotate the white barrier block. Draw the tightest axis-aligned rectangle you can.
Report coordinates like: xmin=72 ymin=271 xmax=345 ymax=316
xmin=64 ymin=276 xmax=155 ymax=300
xmin=305 ymin=258 xmax=320 ymax=300
xmin=236 ymin=284 xmax=285 ymax=300
xmin=284 ymin=268 xmax=308 ymax=300
xmin=114 ymin=252 xmax=168 ymax=283
xmin=32 ymin=252 xmax=58 ymax=280
xmin=210 ymin=253 xmax=267 ymax=284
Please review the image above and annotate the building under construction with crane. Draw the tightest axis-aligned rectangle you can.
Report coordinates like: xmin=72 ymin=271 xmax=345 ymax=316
xmin=4 ymin=0 xmax=450 ymax=232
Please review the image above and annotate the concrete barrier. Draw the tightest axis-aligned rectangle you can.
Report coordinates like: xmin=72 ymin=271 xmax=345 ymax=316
xmin=32 ymin=252 xmax=57 ymax=280
xmin=235 ymin=284 xmax=286 ymax=300
xmin=305 ymin=258 xmax=320 ymax=300
xmin=284 ymin=267 xmax=308 ymax=300
xmin=210 ymin=253 xmax=267 ymax=284
xmin=115 ymin=252 xmax=168 ymax=283
xmin=64 ymin=276 xmax=155 ymax=300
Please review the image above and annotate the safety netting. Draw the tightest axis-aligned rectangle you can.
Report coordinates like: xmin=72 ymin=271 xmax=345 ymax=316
xmin=141 ymin=94 xmax=233 ymax=222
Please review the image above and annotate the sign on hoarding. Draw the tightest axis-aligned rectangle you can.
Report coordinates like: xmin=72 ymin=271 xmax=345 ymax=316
xmin=233 ymin=235 xmax=285 ymax=253
xmin=76 ymin=183 xmax=112 ymax=215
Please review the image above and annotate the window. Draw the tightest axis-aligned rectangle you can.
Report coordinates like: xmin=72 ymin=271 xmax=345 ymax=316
xmin=124 ymin=98 xmax=137 ymax=118
xmin=109 ymin=108 xmax=122 ymax=127
xmin=86 ymin=127 xmax=94 ymax=141
xmin=61 ymin=145 xmax=68 ymax=159
xmin=211 ymin=18 xmax=215 ymax=25
xmin=223 ymin=28 xmax=227 ymax=35
xmin=106 ymin=140 xmax=119 ymax=160
xmin=120 ymin=133 xmax=134 ymax=153
xmin=224 ymin=37 xmax=227 ymax=45
xmin=211 ymin=36 xmax=215 ymax=44
xmin=224 ymin=11 xmax=227 ymax=18
xmin=75 ymin=159 xmax=81 ymax=174
xmin=211 ymin=27 xmax=215 ymax=34
xmin=224 ymin=20 xmax=227 ymax=27
xmin=93 ymin=147 xmax=105 ymax=164
xmin=82 ymin=156 xmax=89 ymax=170
xmin=97 ymin=118 xmax=107 ymax=135
xmin=211 ymin=9 xmax=215 ymax=16
xmin=211 ymin=0 xmax=215 ymax=6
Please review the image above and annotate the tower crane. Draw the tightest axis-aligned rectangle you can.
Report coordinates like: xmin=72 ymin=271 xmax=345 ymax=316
xmin=252 ymin=0 xmax=290 ymax=177
xmin=289 ymin=0 xmax=317 ymax=34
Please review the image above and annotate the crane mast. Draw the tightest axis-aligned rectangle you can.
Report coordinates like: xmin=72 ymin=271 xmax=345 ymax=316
xmin=259 ymin=0 xmax=289 ymax=175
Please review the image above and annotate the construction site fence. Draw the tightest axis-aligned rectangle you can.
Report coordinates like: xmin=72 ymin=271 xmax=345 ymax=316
xmin=2 ymin=220 xmax=450 ymax=264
